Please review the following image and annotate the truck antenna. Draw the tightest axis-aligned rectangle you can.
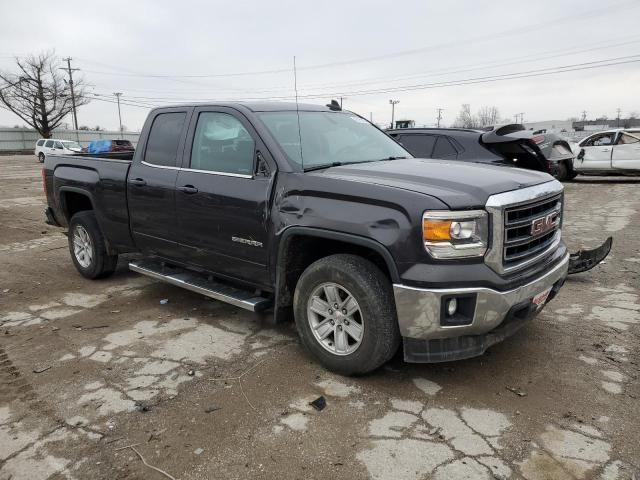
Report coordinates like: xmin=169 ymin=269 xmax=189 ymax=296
xmin=293 ymin=56 xmax=304 ymax=168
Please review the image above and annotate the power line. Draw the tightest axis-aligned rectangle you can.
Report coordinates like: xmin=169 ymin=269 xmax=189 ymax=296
xmin=75 ymin=1 xmax=639 ymax=80
xmin=93 ymin=54 xmax=640 ymax=104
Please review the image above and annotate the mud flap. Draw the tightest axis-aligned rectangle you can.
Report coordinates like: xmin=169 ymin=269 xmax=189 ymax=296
xmin=568 ymin=237 xmax=612 ymax=275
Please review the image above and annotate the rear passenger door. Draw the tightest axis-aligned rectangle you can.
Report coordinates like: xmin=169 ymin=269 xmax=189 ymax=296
xmin=175 ymin=107 xmax=273 ymax=286
xmin=128 ymin=108 xmax=191 ymax=257
xmin=611 ymin=132 xmax=640 ymax=170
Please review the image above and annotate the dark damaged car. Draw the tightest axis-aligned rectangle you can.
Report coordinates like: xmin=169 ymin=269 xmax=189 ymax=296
xmin=388 ymin=124 xmax=576 ymax=181
xmin=44 ymin=102 xmax=571 ymax=375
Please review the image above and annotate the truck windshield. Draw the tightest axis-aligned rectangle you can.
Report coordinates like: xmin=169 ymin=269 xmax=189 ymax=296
xmin=258 ymin=111 xmax=410 ymax=170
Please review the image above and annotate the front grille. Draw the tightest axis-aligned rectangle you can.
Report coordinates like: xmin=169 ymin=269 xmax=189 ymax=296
xmin=503 ymin=194 xmax=562 ymax=269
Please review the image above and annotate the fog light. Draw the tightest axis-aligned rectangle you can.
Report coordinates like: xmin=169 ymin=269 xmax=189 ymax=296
xmin=446 ymin=298 xmax=458 ymax=316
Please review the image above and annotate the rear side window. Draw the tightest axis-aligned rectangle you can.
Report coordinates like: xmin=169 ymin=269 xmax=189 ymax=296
xmin=395 ymin=134 xmax=436 ymax=158
xmin=37 ymin=139 xmax=45 ymax=146
xmin=44 ymin=140 xmax=54 ymax=148
xmin=432 ymin=137 xmax=458 ymax=158
xmin=618 ymin=133 xmax=640 ymax=144
xmin=144 ymin=112 xmax=186 ymax=167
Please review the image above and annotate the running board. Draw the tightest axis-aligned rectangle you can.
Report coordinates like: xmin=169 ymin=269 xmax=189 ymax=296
xmin=129 ymin=260 xmax=271 ymax=312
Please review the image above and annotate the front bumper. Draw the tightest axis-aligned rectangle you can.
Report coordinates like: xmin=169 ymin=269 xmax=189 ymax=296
xmin=393 ymin=251 xmax=569 ymax=362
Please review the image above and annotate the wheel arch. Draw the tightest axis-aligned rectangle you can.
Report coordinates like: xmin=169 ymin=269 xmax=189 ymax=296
xmin=273 ymin=227 xmax=400 ymax=320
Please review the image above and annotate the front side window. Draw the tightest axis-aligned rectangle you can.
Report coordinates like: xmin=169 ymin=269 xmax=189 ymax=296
xmin=54 ymin=141 xmax=63 ymax=149
xmin=144 ymin=112 xmax=186 ymax=167
xmin=582 ymin=133 xmax=614 ymax=147
xmin=61 ymin=141 xmax=81 ymax=149
xmin=190 ymin=112 xmax=255 ymax=175
xmin=259 ymin=111 xmax=410 ymax=169
xmin=395 ymin=134 xmax=436 ymax=158
xmin=44 ymin=140 xmax=54 ymax=148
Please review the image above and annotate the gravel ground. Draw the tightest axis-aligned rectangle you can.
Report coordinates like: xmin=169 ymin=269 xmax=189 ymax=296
xmin=0 ymin=154 xmax=638 ymax=480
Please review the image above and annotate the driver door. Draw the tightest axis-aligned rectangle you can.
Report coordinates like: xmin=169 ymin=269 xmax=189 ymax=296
xmin=578 ymin=133 xmax=614 ymax=170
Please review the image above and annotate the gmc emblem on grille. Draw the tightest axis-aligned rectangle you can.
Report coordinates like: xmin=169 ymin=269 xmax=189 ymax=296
xmin=531 ymin=212 xmax=559 ymax=236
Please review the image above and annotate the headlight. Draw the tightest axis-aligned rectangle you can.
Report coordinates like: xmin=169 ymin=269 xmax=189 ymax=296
xmin=422 ymin=210 xmax=488 ymax=259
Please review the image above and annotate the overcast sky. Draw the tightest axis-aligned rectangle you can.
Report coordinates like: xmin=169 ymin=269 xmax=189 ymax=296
xmin=1 ymin=0 xmax=639 ymax=131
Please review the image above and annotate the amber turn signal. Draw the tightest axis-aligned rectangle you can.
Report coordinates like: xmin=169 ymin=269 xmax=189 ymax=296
xmin=423 ymin=219 xmax=452 ymax=241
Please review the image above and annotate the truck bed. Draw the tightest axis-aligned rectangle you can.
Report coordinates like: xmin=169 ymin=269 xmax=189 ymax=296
xmin=44 ymin=153 xmax=136 ymax=252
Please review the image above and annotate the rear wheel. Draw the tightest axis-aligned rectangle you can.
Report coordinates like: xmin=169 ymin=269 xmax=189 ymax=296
xmin=38 ymin=152 xmax=45 ymax=163
xmin=68 ymin=211 xmax=118 ymax=279
xmin=293 ymin=254 xmax=400 ymax=375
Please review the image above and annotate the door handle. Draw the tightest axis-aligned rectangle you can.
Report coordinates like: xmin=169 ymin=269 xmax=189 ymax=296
xmin=129 ymin=178 xmax=147 ymax=186
xmin=178 ymin=185 xmax=199 ymax=194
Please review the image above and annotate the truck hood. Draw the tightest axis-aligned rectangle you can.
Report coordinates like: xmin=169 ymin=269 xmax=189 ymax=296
xmin=311 ymin=158 xmax=552 ymax=209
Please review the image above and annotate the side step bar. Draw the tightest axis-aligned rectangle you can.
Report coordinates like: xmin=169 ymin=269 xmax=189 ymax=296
xmin=129 ymin=259 xmax=271 ymax=312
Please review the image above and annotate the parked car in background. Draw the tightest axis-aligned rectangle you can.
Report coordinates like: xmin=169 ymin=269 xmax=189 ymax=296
xmin=85 ymin=139 xmax=135 ymax=154
xmin=387 ymin=124 xmax=576 ymax=181
xmin=35 ymin=138 xmax=83 ymax=163
xmin=573 ymin=129 xmax=640 ymax=175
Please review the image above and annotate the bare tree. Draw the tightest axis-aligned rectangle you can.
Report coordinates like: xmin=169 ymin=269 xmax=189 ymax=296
xmin=452 ymin=104 xmax=480 ymax=129
xmin=0 ymin=52 xmax=90 ymax=138
xmin=477 ymin=106 xmax=500 ymax=127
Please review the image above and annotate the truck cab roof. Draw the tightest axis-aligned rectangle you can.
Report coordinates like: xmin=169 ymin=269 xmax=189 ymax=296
xmin=151 ymin=102 xmax=338 ymax=114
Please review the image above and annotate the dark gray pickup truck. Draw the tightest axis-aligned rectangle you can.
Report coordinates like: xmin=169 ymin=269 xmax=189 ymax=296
xmin=43 ymin=102 xmax=569 ymax=375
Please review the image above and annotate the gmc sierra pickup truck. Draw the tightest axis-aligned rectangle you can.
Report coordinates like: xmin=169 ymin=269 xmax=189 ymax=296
xmin=44 ymin=102 xmax=569 ymax=375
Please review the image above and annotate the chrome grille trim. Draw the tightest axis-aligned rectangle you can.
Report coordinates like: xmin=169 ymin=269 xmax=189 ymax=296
xmin=485 ymin=180 xmax=564 ymax=275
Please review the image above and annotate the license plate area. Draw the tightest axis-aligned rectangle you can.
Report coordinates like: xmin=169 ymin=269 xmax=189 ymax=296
xmin=532 ymin=287 xmax=552 ymax=309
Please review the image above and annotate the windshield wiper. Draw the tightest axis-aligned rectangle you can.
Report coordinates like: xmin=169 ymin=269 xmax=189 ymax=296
xmin=303 ymin=157 xmax=409 ymax=172
xmin=303 ymin=162 xmax=345 ymax=172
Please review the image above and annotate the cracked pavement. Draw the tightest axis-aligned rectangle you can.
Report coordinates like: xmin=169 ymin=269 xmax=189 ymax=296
xmin=0 ymin=155 xmax=638 ymax=479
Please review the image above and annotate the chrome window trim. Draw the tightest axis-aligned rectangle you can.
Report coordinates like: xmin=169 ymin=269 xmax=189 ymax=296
xmin=140 ymin=160 xmax=253 ymax=179
xmin=485 ymin=180 xmax=564 ymax=275
xmin=141 ymin=160 xmax=180 ymax=171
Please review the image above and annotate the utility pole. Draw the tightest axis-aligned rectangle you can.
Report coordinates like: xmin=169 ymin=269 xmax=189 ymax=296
xmin=581 ymin=110 xmax=587 ymax=122
xmin=389 ymin=99 xmax=400 ymax=129
xmin=370 ymin=112 xmax=373 ymax=122
xmin=114 ymin=92 xmax=123 ymax=138
xmin=436 ymin=108 xmax=444 ymax=128
xmin=616 ymin=108 xmax=621 ymax=127
xmin=60 ymin=57 xmax=79 ymax=131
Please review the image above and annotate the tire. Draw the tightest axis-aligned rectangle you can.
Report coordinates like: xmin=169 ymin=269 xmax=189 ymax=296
xmin=68 ymin=211 xmax=118 ymax=279
xmin=552 ymin=162 xmax=568 ymax=182
xmin=293 ymin=254 xmax=400 ymax=375
xmin=38 ymin=152 xmax=45 ymax=163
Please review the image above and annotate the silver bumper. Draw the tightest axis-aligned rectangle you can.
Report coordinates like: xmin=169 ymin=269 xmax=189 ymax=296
xmin=393 ymin=252 xmax=569 ymax=340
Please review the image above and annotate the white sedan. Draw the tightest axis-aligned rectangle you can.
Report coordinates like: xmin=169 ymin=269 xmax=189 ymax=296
xmin=574 ymin=129 xmax=640 ymax=174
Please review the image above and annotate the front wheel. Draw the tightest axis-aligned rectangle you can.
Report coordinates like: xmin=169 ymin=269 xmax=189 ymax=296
xmin=68 ymin=211 xmax=118 ymax=279
xmin=293 ymin=254 xmax=400 ymax=375
xmin=552 ymin=162 xmax=568 ymax=181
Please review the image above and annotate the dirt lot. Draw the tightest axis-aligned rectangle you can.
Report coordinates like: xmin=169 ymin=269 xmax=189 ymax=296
xmin=0 ymin=154 xmax=638 ymax=480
